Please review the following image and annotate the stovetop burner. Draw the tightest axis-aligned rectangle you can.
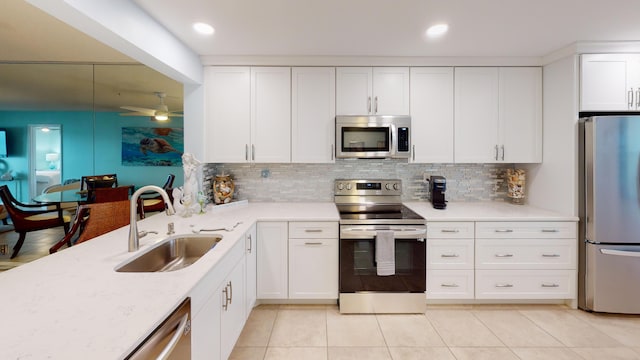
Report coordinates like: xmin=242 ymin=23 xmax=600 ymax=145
xmin=334 ymin=179 xmax=425 ymax=225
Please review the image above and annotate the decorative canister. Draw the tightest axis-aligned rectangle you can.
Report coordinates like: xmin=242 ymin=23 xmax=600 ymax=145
xmin=213 ymin=174 xmax=235 ymax=204
xmin=506 ymin=169 xmax=526 ymax=204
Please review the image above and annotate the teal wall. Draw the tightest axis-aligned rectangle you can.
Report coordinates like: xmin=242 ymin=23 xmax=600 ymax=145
xmin=0 ymin=110 xmax=183 ymax=202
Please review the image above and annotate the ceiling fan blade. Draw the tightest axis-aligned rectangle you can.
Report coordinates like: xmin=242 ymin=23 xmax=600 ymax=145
xmin=167 ymin=112 xmax=184 ymax=117
xmin=120 ymin=106 xmax=156 ymax=115
xmin=120 ymin=112 xmax=151 ymax=117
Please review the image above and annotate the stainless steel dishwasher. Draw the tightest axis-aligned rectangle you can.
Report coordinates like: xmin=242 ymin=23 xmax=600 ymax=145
xmin=126 ymin=298 xmax=191 ymax=360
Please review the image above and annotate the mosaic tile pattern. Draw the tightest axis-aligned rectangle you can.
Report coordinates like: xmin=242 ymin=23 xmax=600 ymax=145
xmin=203 ymin=160 xmax=512 ymax=203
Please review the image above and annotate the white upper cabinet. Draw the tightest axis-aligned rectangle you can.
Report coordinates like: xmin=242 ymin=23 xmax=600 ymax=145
xmin=251 ymin=67 xmax=291 ymax=163
xmin=581 ymin=54 xmax=640 ymax=111
xmin=409 ymin=67 xmax=454 ymax=163
xmin=204 ymin=66 xmax=290 ymax=163
xmin=336 ymin=67 xmax=409 ymax=115
xmin=455 ymin=67 xmax=542 ymax=163
xmin=291 ymin=67 xmax=336 ymax=163
xmin=204 ymin=67 xmax=251 ymax=163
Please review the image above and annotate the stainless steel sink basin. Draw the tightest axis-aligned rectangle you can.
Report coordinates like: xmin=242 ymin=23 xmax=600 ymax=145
xmin=116 ymin=234 xmax=222 ymax=272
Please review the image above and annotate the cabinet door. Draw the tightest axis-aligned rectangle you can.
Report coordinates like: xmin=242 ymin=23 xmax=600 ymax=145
xmin=288 ymin=237 xmax=338 ymax=299
xmin=221 ymin=257 xmax=246 ymax=360
xmin=257 ymin=222 xmax=288 ymax=299
xmin=245 ymin=223 xmax=257 ymax=317
xmin=291 ymin=67 xmax=336 ymax=163
xmin=204 ymin=66 xmax=251 ymax=163
xmin=373 ymin=67 xmax=410 ymax=115
xmin=500 ymin=67 xmax=542 ymax=163
xmin=454 ymin=67 xmax=500 ymax=163
xmin=409 ymin=67 xmax=454 ymax=163
xmin=336 ymin=67 xmax=373 ymax=115
xmin=191 ymin=282 xmax=222 ymax=360
xmin=251 ymin=67 xmax=291 ymax=163
xmin=581 ymin=54 xmax=635 ymax=111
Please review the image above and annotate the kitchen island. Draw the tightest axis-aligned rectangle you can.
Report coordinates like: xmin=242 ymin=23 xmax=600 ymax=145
xmin=0 ymin=200 xmax=576 ymax=359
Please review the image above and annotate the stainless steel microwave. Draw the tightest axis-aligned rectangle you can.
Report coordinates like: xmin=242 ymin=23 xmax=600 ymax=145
xmin=336 ymin=115 xmax=411 ymax=159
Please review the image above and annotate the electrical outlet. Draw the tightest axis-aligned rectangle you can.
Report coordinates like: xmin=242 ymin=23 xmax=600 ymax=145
xmin=423 ymin=173 xmax=430 ymax=183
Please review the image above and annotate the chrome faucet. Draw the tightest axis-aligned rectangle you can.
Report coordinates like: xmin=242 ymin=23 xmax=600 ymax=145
xmin=128 ymin=185 xmax=176 ymax=252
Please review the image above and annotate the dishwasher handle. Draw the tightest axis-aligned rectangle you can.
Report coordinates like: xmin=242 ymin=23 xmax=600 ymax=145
xmin=156 ymin=313 xmax=190 ymax=360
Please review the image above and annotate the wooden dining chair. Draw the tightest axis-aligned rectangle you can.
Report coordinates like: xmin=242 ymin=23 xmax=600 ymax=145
xmin=43 ymin=181 xmax=81 ymax=215
xmin=141 ymin=174 xmax=175 ymax=218
xmin=88 ymin=185 xmax=132 ymax=203
xmin=0 ymin=185 xmax=71 ymax=259
xmin=49 ymin=200 xmax=130 ymax=254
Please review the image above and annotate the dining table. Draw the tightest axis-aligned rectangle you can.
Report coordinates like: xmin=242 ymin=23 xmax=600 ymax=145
xmin=33 ymin=189 xmax=88 ymax=204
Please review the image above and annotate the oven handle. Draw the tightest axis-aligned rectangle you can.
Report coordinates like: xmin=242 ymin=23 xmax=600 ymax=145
xmin=340 ymin=227 xmax=427 ymax=239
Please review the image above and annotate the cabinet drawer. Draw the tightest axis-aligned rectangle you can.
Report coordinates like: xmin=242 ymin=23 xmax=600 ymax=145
xmin=427 ymin=270 xmax=474 ymax=299
xmin=288 ymin=222 xmax=338 ymax=239
xmin=475 ymin=269 xmax=575 ymax=299
xmin=476 ymin=222 xmax=576 ymax=239
xmin=427 ymin=222 xmax=474 ymax=239
xmin=476 ymin=239 xmax=576 ymax=269
xmin=427 ymin=239 xmax=474 ymax=269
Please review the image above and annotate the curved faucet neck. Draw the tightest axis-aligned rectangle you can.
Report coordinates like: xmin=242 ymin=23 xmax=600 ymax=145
xmin=128 ymin=185 xmax=176 ymax=252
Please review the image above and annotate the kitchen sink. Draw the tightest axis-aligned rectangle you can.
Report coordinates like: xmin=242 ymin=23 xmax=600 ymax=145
xmin=116 ymin=234 xmax=223 ymax=273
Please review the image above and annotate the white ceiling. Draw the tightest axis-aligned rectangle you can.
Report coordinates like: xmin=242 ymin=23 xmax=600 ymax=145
xmin=133 ymin=0 xmax=640 ymax=58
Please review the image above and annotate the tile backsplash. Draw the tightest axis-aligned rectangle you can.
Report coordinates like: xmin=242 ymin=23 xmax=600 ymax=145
xmin=203 ymin=160 xmax=512 ymax=203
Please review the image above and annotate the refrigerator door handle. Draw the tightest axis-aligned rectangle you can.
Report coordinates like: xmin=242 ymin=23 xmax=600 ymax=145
xmin=601 ymin=249 xmax=640 ymax=258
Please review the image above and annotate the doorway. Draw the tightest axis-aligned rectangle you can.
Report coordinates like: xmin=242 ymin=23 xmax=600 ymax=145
xmin=29 ymin=125 xmax=62 ymax=200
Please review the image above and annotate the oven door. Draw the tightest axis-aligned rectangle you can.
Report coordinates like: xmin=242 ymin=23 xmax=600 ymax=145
xmin=339 ymin=226 xmax=426 ymax=293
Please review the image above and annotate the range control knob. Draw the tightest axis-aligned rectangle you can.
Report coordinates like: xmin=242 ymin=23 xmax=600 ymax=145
xmin=346 ymin=183 xmax=352 ymax=190
xmin=393 ymin=183 xmax=399 ymax=190
xmin=385 ymin=183 xmax=391 ymax=190
xmin=337 ymin=183 xmax=344 ymax=190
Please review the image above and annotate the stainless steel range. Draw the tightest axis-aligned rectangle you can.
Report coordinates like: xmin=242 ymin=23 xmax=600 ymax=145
xmin=335 ymin=179 xmax=427 ymax=314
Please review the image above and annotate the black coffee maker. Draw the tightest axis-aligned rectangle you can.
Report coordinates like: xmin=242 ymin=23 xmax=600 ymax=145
xmin=430 ymin=175 xmax=447 ymax=209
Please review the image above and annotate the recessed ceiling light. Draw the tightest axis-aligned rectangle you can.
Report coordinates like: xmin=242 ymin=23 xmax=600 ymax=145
xmin=193 ymin=22 xmax=215 ymax=35
xmin=426 ymin=23 xmax=449 ymax=38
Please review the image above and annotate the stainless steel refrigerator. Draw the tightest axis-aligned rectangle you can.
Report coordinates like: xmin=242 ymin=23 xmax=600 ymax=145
xmin=579 ymin=115 xmax=640 ymax=314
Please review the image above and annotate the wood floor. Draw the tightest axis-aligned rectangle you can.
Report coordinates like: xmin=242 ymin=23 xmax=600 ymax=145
xmin=0 ymin=224 xmax=66 ymax=271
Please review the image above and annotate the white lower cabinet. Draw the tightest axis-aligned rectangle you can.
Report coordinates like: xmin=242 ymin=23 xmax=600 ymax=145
xmin=257 ymin=222 xmax=289 ymax=299
xmin=191 ymin=239 xmax=246 ymax=360
xmin=426 ymin=220 xmax=577 ymax=303
xmin=245 ymin=223 xmax=257 ymax=317
xmin=288 ymin=222 xmax=338 ymax=299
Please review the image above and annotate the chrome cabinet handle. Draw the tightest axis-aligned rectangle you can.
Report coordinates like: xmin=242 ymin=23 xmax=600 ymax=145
xmin=440 ymin=283 xmax=459 ymax=288
xmin=228 ymin=281 xmax=233 ymax=304
xmin=331 ymin=144 xmax=334 ymax=161
xmin=494 ymin=253 xmax=514 ymax=258
xmin=542 ymin=253 xmax=560 ymax=257
xmin=541 ymin=283 xmax=560 ymax=288
xmin=541 ymin=229 xmax=559 ymax=233
xmin=156 ymin=313 xmax=190 ymax=360
xmin=247 ymin=234 xmax=252 ymax=254
xmin=412 ymin=145 xmax=415 ymax=161
xmin=374 ymin=96 xmax=378 ymax=113
xmin=304 ymin=242 xmax=323 ymax=245
xmin=494 ymin=229 xmax=514 ymax=233
xmin=251 ymin=145 xmax=255 ymax=161
xmin=222 ymin=287 xmax=229 ymax=311
xmin=245 ymin=144 xmax=249 ymax=161
xmin=441 ymin=229 xmax=460 ymax=233
xmin=367 ymin=96 xmax=371 ymax=113
xmin=636 ymin=89 xmax=640 ymax=108
xmin=500 ymin=145 xmax=505 ymax=161
xmin=629 ymin=88 xmax=634 ymax=108
xmin=495 ymin=283 xmax=514 ymax=288
xmin=441 ymin=253 xmax=460 ymax=258
xmin=305 ymin=229 xmax=323 ymax=233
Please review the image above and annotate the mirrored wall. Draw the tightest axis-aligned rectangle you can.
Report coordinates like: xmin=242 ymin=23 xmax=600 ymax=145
xmin=0 ymin=63 xmax=183 ymax=201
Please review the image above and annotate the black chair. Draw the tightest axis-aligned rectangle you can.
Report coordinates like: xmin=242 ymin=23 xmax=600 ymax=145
xmin=141 ymin=174 xmax=175 ymax=218
xmin=0 ymin=185 xmax=70 ymax=259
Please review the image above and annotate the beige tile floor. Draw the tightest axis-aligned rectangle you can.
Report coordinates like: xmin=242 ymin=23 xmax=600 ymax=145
xmin=232 ymin=304 xmax=640 ymax=360
xmin=3 ymin=227 xmax=640 ymax=360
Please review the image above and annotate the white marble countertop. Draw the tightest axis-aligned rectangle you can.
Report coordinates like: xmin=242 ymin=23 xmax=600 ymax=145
xmin=0 ymin=201 xmax=338 ymax=360
xmin=0 ymin=200 xmax=576 ymax=359
xmin=405 ymin=201 xmax=578 ymax=222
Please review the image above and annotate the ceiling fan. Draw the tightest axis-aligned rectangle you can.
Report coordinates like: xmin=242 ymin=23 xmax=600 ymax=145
xmin=120 ymin=92 xmax=183 ymax=121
